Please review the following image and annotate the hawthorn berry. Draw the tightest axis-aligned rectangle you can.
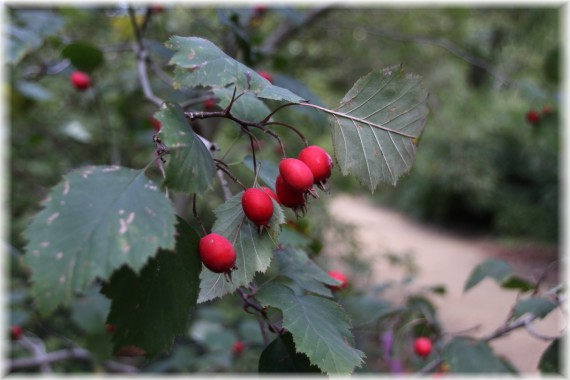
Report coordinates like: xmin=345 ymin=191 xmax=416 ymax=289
xmin=298 ymin=145 xmax=334 ymax=186
xmin=261 ymin=186 xmax=279 ymax=204
xmin=279 ymin=158 xmax=314 ymax=193
xmin=328 ymin=270 xmax=348 ymax=290
xmin=526 ymin=109 xmax=541 ymax=125
xmin=233 ymin=340 xmax=246 ymax=354
xmin=199 ymin=233 xmax=237 ymax=274
xmin=11 ymin=325 xmax=23 ymax=340
xmin=242 ymin=188 xmax=274 ymax=227
xmin=414 ymin=337 xmax=432 ymax=358
xmin=275 ymin=175 xmax=305 ymax=210
xmin=150 ymin=117 xmax=162 ymax=132
xmin=70 ymin=70 xmax=91 ymax=91
xmin=258 ymin=70 xmax=273 ymax=83
xmin=204 ymin=98 xmax=217 ymax=110
xmin=105 ymin=324 xmax=116 ymax=334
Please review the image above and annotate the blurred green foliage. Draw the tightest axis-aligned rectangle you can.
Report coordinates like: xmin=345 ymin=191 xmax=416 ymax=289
xmin=7 ymin=5 xmax=560 ymax=374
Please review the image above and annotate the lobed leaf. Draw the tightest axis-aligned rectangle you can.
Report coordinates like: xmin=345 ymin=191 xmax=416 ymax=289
xmin=329 ymin=65 xmax=429 ymax=190
xmin=257 ymin=283 xmax=365 ymax=374
xmin=24 ymin=166 xmax=176 ymax=315
xmin=198 ymin=191 xmax=285 ymax=303
xmin=166 ymin=36 xmax=305 ymax=103
xmin=101 ymin=218 xmax=201 ymax=357
xmin=156 ymin=101 xmax=217 ymax=195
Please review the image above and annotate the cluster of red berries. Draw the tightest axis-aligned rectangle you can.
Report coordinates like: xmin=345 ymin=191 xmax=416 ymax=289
xmin=199 ymin=145 xmax=334 ymax=276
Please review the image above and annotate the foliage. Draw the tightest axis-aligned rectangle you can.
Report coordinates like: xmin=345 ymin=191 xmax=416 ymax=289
xmin=8 ymin=5 xmax=562 ymax=377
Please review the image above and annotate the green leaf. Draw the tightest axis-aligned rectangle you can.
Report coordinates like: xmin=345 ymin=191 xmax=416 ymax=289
xmin=275 ymin=247 xmax=336 ymax=298
xmin=243 ymin=156 xmax=279 ymax=191
xmin=157 ymin=101 xmax=217 ymax=195
xmin=443 ymin=337 xmax=512 ymax=373
xmin=166 ymin=36 xmax=305 ymax=103
xmin=8 ymin=10 xmax=65 ymax=64
xmin=24 ymin=166 xmax=177 ymax=315
xmin=538 ymin=338 xmax=560 ymax=374
xmin=101 ymin=217 xmax=201 ymax=357
xmin=213 ymin=88 xmax=271 ymax=121
xmin=198 ymin=191 xmax=284 ymax=303
xmin=259 ymin=332 xmax=322 ymax=373
xmin=464 ymin=259 xmax=512 ymax=292
xmin=257 ymin=283 xmax=365 ymax=374
xmin=500 ymin=276 xmax=537 ymax=293
xmin=329 ymin=66 xmax=429 ymax=190
xmin=61 ymin=42 xmax=104 ymax=72
xmin=513 ymin=297 xmax=557 ymax=320
xmin=70 ymin=286 xmax=110 ymax=334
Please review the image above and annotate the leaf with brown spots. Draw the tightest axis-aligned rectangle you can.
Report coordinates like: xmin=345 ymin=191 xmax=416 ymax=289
xmin=24 ymin=166 xmax=177 ymax=315
xmin=166 ymin=36 xmax=305 ymax=103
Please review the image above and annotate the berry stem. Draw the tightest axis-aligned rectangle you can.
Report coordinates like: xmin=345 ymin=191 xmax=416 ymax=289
xmin=192 ymin=193 xmax=207 ymax=236
xmin=214 ymin=159 xmax=247 ymax=190
xmin=265 ymin=121 xmax=308 ymax=147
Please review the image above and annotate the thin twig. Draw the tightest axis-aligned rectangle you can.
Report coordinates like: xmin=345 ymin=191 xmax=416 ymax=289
xmin=214 ymin=159 xmax=247 ymax=190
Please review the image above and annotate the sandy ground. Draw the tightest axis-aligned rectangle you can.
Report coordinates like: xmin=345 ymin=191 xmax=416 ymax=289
xmin=327 ymin=194 xmax=563 ymax=374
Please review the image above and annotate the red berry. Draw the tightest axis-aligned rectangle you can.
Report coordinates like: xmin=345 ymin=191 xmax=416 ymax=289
xmin=298 ymin=146 xmax=334 ymax=184
xmin=150 ymin=117 xmax=162 ymax=132
xmin=70 ymin=71 xmax=91 ymax=91
xmin=199 ymin=233 xmax=237 ymax=273
xmin=526 ymin=109 xmax=541 ymax=124
xmin=151 ymin=4 xmax=164 ymax=13
xmin=258 ymin=70 xmax=273 ymax=83
xmin=242 ymin=188 xmax=274 ymax=226
xmin=204 ymin=98 xmax=217 ymax=110
xmin=11 ymin=325 xmax=23 ymax=340
xmin=275 ymin=175 xmax=305 ymax=209
xmin=279 ymin=158 xmax=314 ymax=193
xmin=105 ymin=324 xmax=116 ymax=334
xmin=414 ymin=337 xmax=432 ymax=358
xmin=253 ymin=5 xmax=267 ymax=16
xmin=261 ymin=186 xmax=279 ymax=204
xmin=233 ymin=340 xmax=246 ymax=354
xmin=543 ymin=104 xmax=554 ymax=114
xmin=328 ymin=270 xmax=348 ymax=290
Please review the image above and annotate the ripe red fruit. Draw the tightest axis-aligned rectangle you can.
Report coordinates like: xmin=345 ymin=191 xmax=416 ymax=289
xmin=261 ymin=186 xmax=279 ymax=204
xmin=298 ymin=146 xmax=334 ymax=185
xmin=70 ymin=71 xmax=91 ymax=91
xmin=11 ymin=325 xmax=23 ymax=340
xmin=204 ymin=98 xmax=217 ymax=110
xmin=105 ymin=324 xmax=116 ymax=334
xmin=199 ymin=233 xmax=237 ymax=273
xmin=279 ymin=158 xmax=314 ymax=193
xmin=150 ymin=117 xmax=162 ymax=132
xmin=414 ymin=337 xmax=432 ymax=357
xmin=242 ymin=188 xmax=274 ymax=226
xmin=275 ymin=175 xmax=305 ymax=209
xmin=328 ymin=270 xmax=348 ymax=290
xmin=258 ymin=70 xmax=273 ymax=83
xmin=526 ymin=109 xmax=541 ymax=124
xmin=233 ymin=340 xmax=246 ymax=354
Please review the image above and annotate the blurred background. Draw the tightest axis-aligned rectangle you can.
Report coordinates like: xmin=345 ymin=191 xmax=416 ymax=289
xmin=6 ymin=4 xmax=562 ymax=375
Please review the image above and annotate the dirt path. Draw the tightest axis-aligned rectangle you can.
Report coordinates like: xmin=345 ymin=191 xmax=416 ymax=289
xmin=327 ymin=194 xmax=562 ymax=374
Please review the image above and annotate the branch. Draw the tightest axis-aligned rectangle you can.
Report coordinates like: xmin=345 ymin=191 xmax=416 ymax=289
xmin=9 ymin=344 xmax=139 ymax=374
xmin=260 ymin=6 xmax=334 ymax=56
